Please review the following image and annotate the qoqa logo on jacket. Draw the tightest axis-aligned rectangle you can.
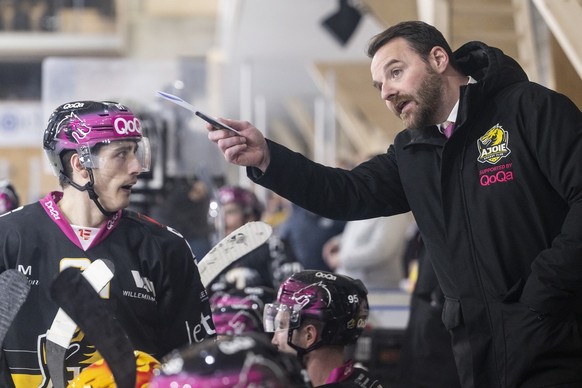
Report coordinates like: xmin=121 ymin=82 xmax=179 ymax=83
xmin=477 ymin=124 xmax=511 ymax=165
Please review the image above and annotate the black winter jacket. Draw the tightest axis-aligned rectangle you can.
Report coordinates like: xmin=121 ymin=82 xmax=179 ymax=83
xmin=249 ymin=42 xmax=582 ymax=387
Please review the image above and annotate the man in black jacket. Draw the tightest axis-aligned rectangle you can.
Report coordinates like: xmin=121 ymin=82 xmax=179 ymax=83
xmin=207 ymin=21 xmax=582 ymax=387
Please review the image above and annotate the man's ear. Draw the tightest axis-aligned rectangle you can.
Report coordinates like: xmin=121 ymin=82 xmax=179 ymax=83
xmin=70 ymin=153 xmax=90 ymax=179
xmin=429 ymin=46 xmax=449 ymax=74
xmin=304 ymin=324 xmax=319 ymax=347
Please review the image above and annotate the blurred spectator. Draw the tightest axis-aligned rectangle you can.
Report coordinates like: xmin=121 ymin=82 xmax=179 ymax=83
xmin=12 ymin=2 xmax=31 ymax=31
xmin=262 ymin=191 xmax=292 ymax=233
xmin=278 ymin=203 xmax=346 ymax=271
xmin=150 ymin=176 xmax=213 ymax=259
xmin=209 ymin=185 xmax=302 ymax=290
xmin=322 ymin=213 xmax=413 ymax=289
xmin=0 ymin=179 xmax=21 ymax=215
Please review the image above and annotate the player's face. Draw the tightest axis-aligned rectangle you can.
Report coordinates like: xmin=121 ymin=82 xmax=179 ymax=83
xmin=91 ymin=140 xmax=141 ymax=211
xmin=270 ymin=308 xmax=306 ymax=355
xmin=223 ymin=203 xmax=246 ymax=235
xmin=370 ymin=37 xmax=444 ymax=129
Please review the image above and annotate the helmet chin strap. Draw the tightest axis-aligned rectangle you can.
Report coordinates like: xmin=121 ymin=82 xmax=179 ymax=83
xmin=61 ymin=169 xmax=117 ymax=217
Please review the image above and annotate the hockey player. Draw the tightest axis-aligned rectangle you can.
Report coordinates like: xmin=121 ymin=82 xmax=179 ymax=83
xmin=211 ymin=185 xmax=302 ymax=290
xmin=0 ymin=101 xmax=215 ymax=387
xmin=264 ymin=270 xmax=384 ymax=387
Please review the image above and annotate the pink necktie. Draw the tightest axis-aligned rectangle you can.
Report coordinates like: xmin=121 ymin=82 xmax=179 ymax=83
xmin=443 ymin=121 xmax=455 ymax=138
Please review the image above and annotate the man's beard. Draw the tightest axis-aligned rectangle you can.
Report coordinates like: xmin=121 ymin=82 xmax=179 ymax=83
xmin=400 ymin=66 xmax=443 ymax=130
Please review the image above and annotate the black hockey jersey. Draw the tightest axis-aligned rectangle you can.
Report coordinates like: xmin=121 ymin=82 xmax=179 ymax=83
xmin=319 ymin=361 xmax=384 ymax=388
xmin=0 ymin=192 xmax=215 ymax=387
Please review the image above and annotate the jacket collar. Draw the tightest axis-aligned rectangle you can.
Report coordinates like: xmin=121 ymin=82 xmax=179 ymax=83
xmin=403 ymin=125 xmax=445 ymax=149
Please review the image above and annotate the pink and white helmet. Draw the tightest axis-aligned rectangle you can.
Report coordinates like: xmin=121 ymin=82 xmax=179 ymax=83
xmin=43 ymin=101 xmax=151 ymax=177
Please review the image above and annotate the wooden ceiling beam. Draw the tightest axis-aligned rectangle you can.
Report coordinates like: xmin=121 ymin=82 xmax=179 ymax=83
xmin=532 ymin=0 xmax=582 ymax=80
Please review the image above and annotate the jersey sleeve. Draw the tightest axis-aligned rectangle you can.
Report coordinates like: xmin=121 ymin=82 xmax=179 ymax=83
xmin=156 ymin=236 xmax=216 ymax=355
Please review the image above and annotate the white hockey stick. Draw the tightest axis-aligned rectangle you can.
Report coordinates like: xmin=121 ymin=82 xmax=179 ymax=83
xmin=197 ymin=221 xmax=273 ymax=288
xmin=45 ymin=259 xmax=114 ymax=388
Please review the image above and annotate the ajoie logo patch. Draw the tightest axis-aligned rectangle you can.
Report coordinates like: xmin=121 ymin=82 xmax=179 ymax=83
xmin=477 ymin=124 xmax=511 ymax=165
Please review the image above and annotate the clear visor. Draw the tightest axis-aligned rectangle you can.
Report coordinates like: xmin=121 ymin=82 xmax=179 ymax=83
xmin=263 ymin=303 xmax=302 ymax=333
xmin=78 ymin=137 xmax=151 ymax=173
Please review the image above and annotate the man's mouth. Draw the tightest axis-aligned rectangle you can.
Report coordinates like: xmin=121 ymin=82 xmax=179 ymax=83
xmin=397 ymin=100 xmax=411 ymax=114
xmin=121 ymin=182 xmax=135 ymax=191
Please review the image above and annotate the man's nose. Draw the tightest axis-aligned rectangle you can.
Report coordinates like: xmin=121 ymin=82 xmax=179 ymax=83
xmin=381 ymin=82 xmax=397 ymax=101
xmin=128 ymin=155 xmax=142 ymax=174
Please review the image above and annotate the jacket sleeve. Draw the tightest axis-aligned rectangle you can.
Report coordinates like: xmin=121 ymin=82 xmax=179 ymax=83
xmin=248 ymin=140 xmax=411 ymax=220
xmin=520 ymin=88 xmax=582 ymax=316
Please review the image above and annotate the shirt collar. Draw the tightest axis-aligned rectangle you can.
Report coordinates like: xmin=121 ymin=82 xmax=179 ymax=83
xmin=441 ymin=75 xmax=477 ymax=129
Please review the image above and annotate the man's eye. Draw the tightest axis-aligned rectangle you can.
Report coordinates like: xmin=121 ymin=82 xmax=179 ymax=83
xmin=391 ymin=68 xmax=402 ymax=79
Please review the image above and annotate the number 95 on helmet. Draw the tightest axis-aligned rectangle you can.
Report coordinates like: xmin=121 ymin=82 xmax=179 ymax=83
xmin=43 ymin=101 xmax=151 ymax=178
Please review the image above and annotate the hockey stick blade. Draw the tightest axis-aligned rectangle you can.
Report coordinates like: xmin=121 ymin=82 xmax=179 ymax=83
xmin=50 ymin=266 xmax=136 ymax=388
xmin=0 ymin=270 xmax=30 ymax=347
xmin=46 ymin=259 xmax=115 ymax=388
xmin=198 ymin=221 xmax=273 ymax=288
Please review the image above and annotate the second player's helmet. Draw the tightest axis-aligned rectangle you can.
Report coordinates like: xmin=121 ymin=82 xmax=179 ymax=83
xmin=218 ymin=186 xmax=264 ymax=219
xmin=264 ymin=270 xmax=369 ymax=349
xmin=210 ymin=285 xmax=277 ymax=313
xmin=43 ymin=101 xmax=151 ymax=178
xmin=210 ymin=285 xmax=276 ymax=337
xmin=212 ymin=304 xmax=265 ymax=336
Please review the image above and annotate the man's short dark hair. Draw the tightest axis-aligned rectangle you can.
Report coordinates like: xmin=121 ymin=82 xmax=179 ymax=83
xmin=59 ymin=150 xmax=75 ymax=187
xmin=366 ymin=20 xmax=461 ymax=72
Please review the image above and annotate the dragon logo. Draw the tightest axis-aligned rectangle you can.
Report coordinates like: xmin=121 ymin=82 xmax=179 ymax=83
xmin=37 ymin=329 xmax=101 ymax=387
xmin=477 ymin=124 xmax=511 ymax=165
xmin=59 ymin=112 xmax=92 ymax=144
